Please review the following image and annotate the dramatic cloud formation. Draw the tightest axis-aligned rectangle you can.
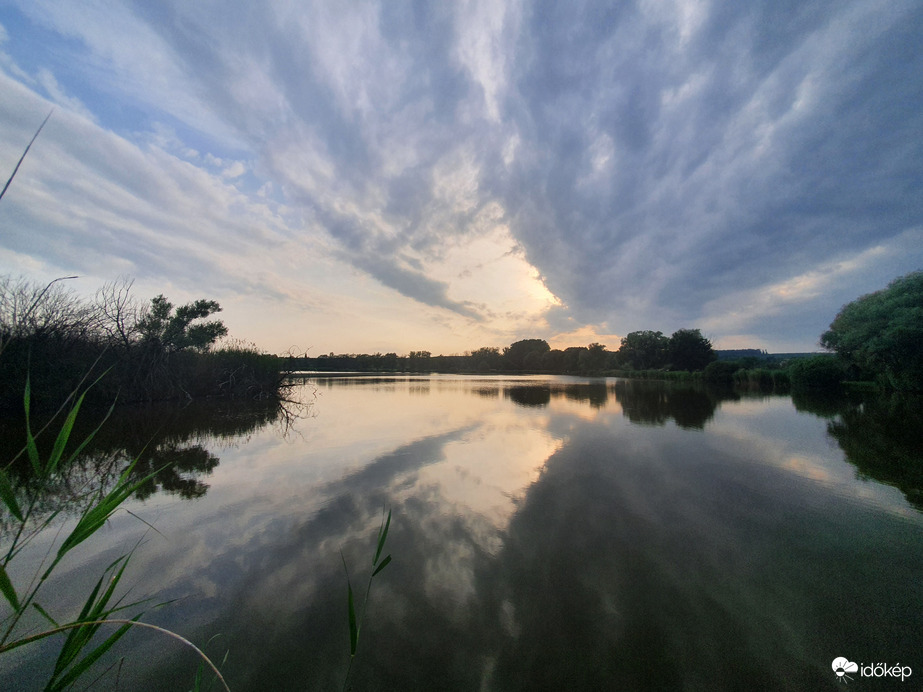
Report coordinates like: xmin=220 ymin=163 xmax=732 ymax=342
xmin=0 ymin=0 xmax=920 ymax=354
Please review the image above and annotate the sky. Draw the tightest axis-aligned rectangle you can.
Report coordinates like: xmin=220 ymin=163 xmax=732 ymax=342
xmin=0 ymin=0 xmax=921 ymax=356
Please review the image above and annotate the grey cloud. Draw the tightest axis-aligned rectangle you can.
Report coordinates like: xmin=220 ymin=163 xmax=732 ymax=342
xmin=499 ymin=0 xmax=923 ymax=340
xmin=4 ymin=0 xmax=921 ymax=350
xmin=122 ymin=1 xmax=498 ymax=302
xmin=352 ymin=252 xmax=484 ymax=320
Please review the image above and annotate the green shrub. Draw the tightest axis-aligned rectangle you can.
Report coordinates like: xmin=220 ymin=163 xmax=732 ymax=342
xmin=821 ymin=271 xmax=923 ymax=391
xmin=703 ymin=361 xmax=739 ymax=384
xmin=788 ymin=354 xmax=847 ymax=390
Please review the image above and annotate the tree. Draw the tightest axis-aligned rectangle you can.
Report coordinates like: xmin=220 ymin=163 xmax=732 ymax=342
xmin=561 ymin=346 xmax=586 ymax=372
xmin=821 ymin=271 xmax=923 ymax=391
xmin=580 ymin=342 xmax=609 ymax=372
xmin=137 ymin=295 xmax=228 ymax=353
xmin=470 ymin=346 xmax=502 ymax=372
xmin=668 ymin=329 xmax=716 ymax=371
xmin=789 ymin=354 xmax=847 ymax=390
xmin=94 ymin=277 xmax=142 ymax=351
xmin=617 ymin=331 xmax=669 ymax=370
xmin=503 ymin=339 xmax=550 ymax=370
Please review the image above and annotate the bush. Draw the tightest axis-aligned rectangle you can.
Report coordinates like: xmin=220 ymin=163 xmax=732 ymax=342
xmin=821 ymin=271 xmax=923 ymax=391
xmin=788 ymin=355 xmax=847 ymax=390
xmin=0 ymin=276 xmax=281 ymax=411
xmin=703 ymin=360 xmax=739 ymax=384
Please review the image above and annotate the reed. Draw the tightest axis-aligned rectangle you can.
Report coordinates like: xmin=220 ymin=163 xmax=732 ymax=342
xmin=341 ymin=507 xmax=392 ymax=691
xmin=0 ymin=375 xmax=228 ymax=690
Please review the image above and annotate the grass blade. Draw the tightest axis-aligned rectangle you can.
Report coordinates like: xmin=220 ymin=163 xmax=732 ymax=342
xmin=0 ymin=467 xmax=23 ymax=521
xmin=0 ymin=563 xmax=19 ymax=611
xmin=63 ymin=396 xmax=116 ymax=466
xmin=341 ymin=552 xmax=358 ymax=656
xmin=374 ymin=508 xmax=391 ymax=566
xmin=49 ymin=619 xmax=136 ymax=692
xmin=54 ymin=461 xmax=160 ymax=563
xmin=32 ymin=602 xmax=59 ymax=628
xmin=371 ymin=554 xmax=391 ymax=577
xmin=347 ymin=581 xmax=358 ymax=656
xmin=46 ymin=391 xmax=86 ymax=475
xmin=23 ymin=376 xmax=42 ymax=476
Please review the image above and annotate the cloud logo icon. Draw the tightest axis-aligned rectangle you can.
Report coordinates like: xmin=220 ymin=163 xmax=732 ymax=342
xmin=832 ymin=657 xmax=859 ymax=682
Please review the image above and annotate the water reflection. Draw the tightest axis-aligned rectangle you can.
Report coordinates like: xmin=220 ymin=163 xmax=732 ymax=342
xmin=3 ymin=377 xmax=923 ymax=691
xmin=0 ymin=397 xmax=292 ymax=525
xmin=500 ymin=378 xmax=734 ymax=429
xmin=506 ymin=385 xmax=552 ymax=407
xmin=612 ymin=380 xmax=725 ymax=429
xmin=142 ymin=379 xmax=923 ymax=690
xmin=819 ymin=393 xmax=923 ymax=510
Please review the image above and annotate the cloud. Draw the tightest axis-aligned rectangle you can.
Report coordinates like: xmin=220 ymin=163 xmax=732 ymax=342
xmin=1 ymin=0 xmax=921 ymax=353
xmin=35 ymin=68 xmax=95 ymax=121
xmin=502 ymin=0 xmax=923 ymax=338
xmin=221 ymin=161 xmax=246 ymax=179
xmin=0 ymin=71 xmax=302 ymax=306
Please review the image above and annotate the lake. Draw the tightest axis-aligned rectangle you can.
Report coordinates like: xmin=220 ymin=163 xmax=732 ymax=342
xmin=2 ymin=375 xmax=922 ymax=690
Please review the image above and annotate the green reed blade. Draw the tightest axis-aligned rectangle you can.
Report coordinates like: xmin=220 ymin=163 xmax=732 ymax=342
xmin=0 ymin=563 xmax=19 ymax=611
xmin=55 ymin=462 xmax=157 ymax=563
xmin=0 ymin=468 xmax=23 ymax=521
xmin=63 ymin=397 xmax=116 ymax=466
xmin=374 ymin=508 xmax=391 ymax=566
xmin=371 ymin=554 xmax=391 ymax=577
xmin=23 ymin=377 xmax=41 ymax=476
xmin=347 ymin=581 xmax=358 ymax=656
xmin=48 ymin=619 xmax=136 ymax=692
xmin=32 ymin=602 xmax=59 ymax=628
xmin=47 ymin=392 xmax=85 ymax=475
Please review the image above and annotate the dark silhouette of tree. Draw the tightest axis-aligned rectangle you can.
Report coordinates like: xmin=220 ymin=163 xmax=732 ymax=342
xmin=138 ymin=295 xmax=228 ymax=353
xmin=470 ymin=346 xmax=502 ymax=372
xmin=821 ymin=271 xmax=923 ymax=391
xmin=668 ymin=329 xmax=716 ymax=371
xmin=789 ymin=354 xmax=846 ymax=390
xmin=580 ymin=342 xmax=609 ymax=371
xmin=408 ymin=351 xmax=431 ymax=372
xmin=561 ymin=346 xmax=587 ymax=372
xmin=617 ymin=331 xmax=669 ymax=370
xmin=541 ymin=349 xmax=565 ymax=372
xmin=504 ymin=339 xmax=550 ymax=370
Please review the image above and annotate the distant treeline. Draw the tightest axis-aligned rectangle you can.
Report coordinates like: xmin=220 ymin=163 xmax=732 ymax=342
xmin=289 ymin=270 xmax=923 ymax=393
xmin=0 ymin=276 xmax=282 ymax=413
xmin=287 ymin=329 xmax=720 ymax=376
xmin=714 ymin=349 xmax=815 ymax=362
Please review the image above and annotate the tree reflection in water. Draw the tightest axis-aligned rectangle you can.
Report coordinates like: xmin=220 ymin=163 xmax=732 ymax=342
xmin=793 ymin=390 xmax=923 ymax=511
xmin=0 ymin=396 xmax=303 ymax=530
xmin=500 ymin=378 xmax=739 ymax=430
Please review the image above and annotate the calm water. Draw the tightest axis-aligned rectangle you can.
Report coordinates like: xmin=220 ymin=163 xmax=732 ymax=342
xmin=2 ymin=375 xmax=923 ymax=691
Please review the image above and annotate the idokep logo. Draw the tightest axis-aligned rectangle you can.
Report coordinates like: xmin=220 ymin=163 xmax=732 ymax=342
xmin=832 ymin=657 xmax=912 ymax=683
xmin=832 ymin=658 xmax=858 ymax=683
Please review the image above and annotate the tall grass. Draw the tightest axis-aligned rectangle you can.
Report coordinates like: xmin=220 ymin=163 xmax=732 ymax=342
xmin=341 ymin=507 xmax=392 ymax=691
xmin=0 ymin=376 xmax=229 ymax=690
xmin=1 ymin=113 xmax=228 ymax=690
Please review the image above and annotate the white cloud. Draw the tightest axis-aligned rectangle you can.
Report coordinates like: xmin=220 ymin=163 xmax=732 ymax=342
xmin=1 ymin=0 xmax=921 ymax=354
xmin=454 ymin=0 xmax=520 ymax=122
xmin=221 ymin=161 xmax=247 ymax=179
xmin=35 ymin=68 xmax=96 ymax=122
